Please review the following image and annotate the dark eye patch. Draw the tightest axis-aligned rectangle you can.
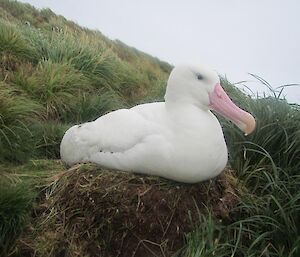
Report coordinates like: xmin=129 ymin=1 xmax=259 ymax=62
xmin=197 ymin=74 xmax=204 ymax=80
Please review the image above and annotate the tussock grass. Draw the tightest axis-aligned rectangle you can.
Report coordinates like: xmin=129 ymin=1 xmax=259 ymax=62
xmin=180 ymin=83 xmax=300 ymax=257
xmin=226 ymin=97 xmax=300 ymax=174
xmin=0 ymin=0 xmax=170 ymax=162
xmin=180 ymin=179 xmax=300 ymax=256
xmin=61 ymin=90 xmax=126 ymax=124
xmin=27 ymin=60 xmax=89 ymax=120
xmin=0 ymin=178 xmax=35 ymax=256
xmin=0 ymin=2 xmax=171 ymax=255
xmin=0 ymin=19 xmax=36 ymax=62
xmin=0 ymin=84 xmax=42 ymax=162
xmin=31 ymin=122 xmax=69 ymax=159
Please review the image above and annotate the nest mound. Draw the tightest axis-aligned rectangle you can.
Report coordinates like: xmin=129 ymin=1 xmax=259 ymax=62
xmin=17 ymin=164 xmax=239 ymax=257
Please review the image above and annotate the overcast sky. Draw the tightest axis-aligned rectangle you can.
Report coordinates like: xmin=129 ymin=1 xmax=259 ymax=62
xmin=19 ymin=0 xmax=300 ymax=103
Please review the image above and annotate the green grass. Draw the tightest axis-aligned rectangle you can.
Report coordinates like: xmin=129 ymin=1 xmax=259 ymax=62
xmin=0 ymin=1 xmax=171 ymax=255
xmin=30 ymin=122 xmax=69 ymax=159
xmin=0 ymin=0 xmax=170 ymax=162
xmin=61 ymin=90 xmax=125 ymax=123
xmin=180 ymin=172 xmax=300 ymax=256
xmin=0 ymin=159 xmax=66 ymax=256
xmin=179 ymin=88 xmax=300 ymax=257
xmin=0 ymin=178 xmax=35 ymax=256
xmin=0 ymin=19 xmax=36 ymax=62
xmin=0 ymin=84 xmax=43 ymax=163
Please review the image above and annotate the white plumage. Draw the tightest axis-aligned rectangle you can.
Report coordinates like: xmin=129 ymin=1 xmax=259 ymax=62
xmin=60 ymin=64 xmax=255 ymax=183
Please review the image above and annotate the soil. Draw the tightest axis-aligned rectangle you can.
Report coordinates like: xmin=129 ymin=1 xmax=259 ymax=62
xmin=14 ymin=164 xmax=240 ymax=257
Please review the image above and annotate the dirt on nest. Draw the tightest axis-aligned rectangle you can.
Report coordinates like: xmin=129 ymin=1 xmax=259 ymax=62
xmin=15 ymin=164 xmax=240 ymax=257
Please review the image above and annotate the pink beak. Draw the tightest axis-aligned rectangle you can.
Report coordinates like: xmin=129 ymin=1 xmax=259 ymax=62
xmin=209 ymin=83 xmax=256 ymax=135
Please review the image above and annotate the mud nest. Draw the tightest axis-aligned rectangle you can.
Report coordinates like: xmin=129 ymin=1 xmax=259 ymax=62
xmin=16 ymin=164 xmax=240 ymax=257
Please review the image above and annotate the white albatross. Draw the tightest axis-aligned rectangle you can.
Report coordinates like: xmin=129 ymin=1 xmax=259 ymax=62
xmin=60 ymin=64 xmax=256 ymax=183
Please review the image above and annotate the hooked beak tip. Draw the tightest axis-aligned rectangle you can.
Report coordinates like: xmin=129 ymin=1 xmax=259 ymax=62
xmin=242 ymin=113 xmax=256 ymax=136
xmin=209 ymin=83 xmax=256 ymax=135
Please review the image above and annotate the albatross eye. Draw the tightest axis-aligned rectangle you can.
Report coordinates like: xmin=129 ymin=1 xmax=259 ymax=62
xmin=197 ymin=74 xmax=204 ymax=80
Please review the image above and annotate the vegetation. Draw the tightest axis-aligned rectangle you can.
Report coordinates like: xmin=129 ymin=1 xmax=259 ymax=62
xmin=0 ymin=178 xmax=35 ymax=256
xmin=0 ymin=0 xmax=171 ymax=164
xmin=179 ymin=89 xmax=300 ymax=257
xmin=0 ymin=0 xmax=299 ymax=256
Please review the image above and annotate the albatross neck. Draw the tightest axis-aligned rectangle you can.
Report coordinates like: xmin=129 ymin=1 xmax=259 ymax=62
xmin=164 ymin=100 xmax=213 ymax=125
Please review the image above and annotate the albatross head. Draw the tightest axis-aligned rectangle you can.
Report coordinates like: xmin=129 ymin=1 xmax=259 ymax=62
xmin=165 ymin=64 xmax=256 ymax=135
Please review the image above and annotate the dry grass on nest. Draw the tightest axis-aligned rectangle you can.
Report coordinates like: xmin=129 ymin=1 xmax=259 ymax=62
xmin=15 ymin=164 xmax=240 ymax=257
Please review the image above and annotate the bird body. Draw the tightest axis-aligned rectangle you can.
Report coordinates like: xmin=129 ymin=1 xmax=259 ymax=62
xmin=60 ymin=64 xmax=255 ymax=183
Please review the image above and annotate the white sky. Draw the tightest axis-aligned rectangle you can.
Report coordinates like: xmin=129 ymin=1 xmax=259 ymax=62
xmin=19 ymin=0 xmax=300 ymax=103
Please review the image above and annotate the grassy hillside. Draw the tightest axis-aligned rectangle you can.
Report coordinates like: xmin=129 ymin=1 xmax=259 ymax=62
xmin=0 ymin=0 xmax=172 ymax=163
xmin=0 ymin=0 xmax=299 ymax=257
